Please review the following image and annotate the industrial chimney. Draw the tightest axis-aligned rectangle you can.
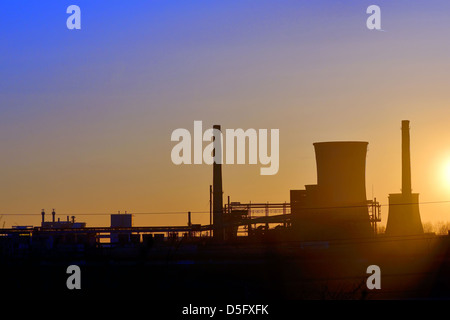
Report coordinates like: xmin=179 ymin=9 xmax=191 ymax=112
xmin=385 ymin=120 xmax=424 ymax=236
xmin=212 ymin=125 xmax=224 ymax=241
xmin=402 ymin=120 xmax=412 ymax=195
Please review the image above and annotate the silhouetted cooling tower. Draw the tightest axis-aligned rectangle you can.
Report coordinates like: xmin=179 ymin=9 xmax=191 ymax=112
xmin=290 ymin=141 xmax=373 ymax=240
xmin=385 ymin=120 xmax=423 ymax=236
xmin=314 ymin=142 xmax=368 ymax=206
xmin=213 ymin=125 xmax=224 ymax=241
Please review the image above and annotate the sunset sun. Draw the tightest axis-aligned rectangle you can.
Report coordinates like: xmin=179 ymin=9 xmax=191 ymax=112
xmin=441 ymin=159 xmax=450 ymax=190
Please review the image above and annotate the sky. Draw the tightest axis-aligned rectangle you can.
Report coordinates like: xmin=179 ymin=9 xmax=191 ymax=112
xmin=2 ymin=0 xmax=450 ymax=228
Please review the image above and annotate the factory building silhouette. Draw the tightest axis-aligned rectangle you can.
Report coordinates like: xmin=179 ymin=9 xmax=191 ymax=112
xmin=209 ymin=120 xmax=423 ymax=241
xmin=1 ymin=120 xmax=426 ymax=243
xmin=0 ymin=120 xmax=447 ymax=301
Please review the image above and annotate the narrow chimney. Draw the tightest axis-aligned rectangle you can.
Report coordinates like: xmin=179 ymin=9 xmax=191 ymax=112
xmin=212 ymin=125 xmax=224 ymax=241
xmin=41 ymin=209 xmax=45 ymax=224
xmin=385 ymin=120 xmax=424 ymax=236
xmin=52 ymin=209 xmax=56 ymax=223
xmin=402 ymin=120 xmax=412 ymax=195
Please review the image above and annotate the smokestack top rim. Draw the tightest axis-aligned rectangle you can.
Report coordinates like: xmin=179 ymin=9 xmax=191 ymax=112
xmin=313 ymin=141 xmax=368 ymax=146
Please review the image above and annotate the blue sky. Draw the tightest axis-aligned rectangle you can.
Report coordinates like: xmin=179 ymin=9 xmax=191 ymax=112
xmin=2 ymin=1 xmax=450 ymax=227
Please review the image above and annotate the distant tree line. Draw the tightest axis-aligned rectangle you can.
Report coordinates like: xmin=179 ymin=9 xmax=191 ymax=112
xmin=377 ymin=221 xmax=450 ymax=235
xmin=422 ymin=221 xmax=450 ymax=235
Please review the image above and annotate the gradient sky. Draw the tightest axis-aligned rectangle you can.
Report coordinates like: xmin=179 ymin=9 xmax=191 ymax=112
xmin=2 ymin=0 xmax=450 ymax=228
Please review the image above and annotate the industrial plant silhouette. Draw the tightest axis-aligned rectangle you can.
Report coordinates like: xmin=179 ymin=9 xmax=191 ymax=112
xmin=0 ymin=120 xmax=449 ymax=300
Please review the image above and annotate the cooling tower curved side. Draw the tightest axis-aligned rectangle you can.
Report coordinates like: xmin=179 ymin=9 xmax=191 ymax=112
xmin=313 ymin=141 xmax=369 ymax=206
xmin=386 ymin=193 xmax=424 ymax=236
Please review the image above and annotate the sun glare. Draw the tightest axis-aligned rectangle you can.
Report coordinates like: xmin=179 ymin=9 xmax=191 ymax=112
xmin=441 ymin=160 xmax=450 ymax=190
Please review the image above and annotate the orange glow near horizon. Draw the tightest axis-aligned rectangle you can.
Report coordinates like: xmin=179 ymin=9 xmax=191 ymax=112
xmin=439 ymin=157 xmax=450 ymax=191
xmin=2 ymin=1 xmax=450 ymax=232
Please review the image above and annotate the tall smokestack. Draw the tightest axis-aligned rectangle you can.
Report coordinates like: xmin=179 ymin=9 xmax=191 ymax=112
xmin=386 ymin=120 xmax=424 ymax=236
xmin=212 ymin=125 xmax=224 ymax=241
xmin=402 ymin=120 xmax=412 ymax=195
xmin=52 ymin=209 xmax=56 ymax=223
